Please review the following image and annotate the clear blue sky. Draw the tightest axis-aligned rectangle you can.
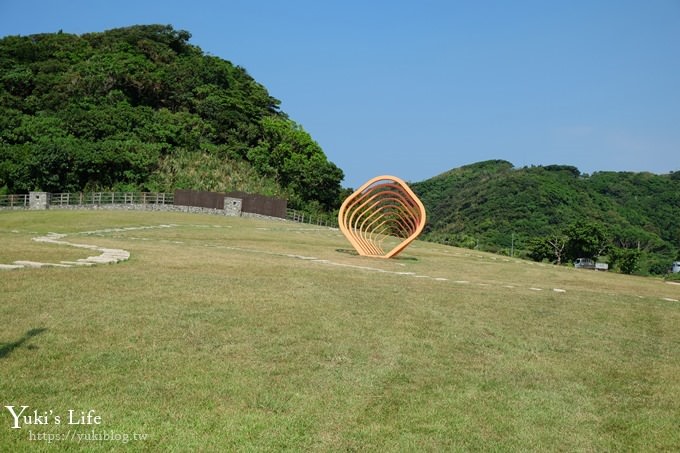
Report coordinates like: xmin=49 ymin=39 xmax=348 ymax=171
xmin=1 ymin=0 xmax=679 ymax=188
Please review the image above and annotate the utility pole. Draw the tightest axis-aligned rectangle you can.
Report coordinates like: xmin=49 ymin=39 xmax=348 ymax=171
xmin=511 ymin=232 xmax=514 ymax=257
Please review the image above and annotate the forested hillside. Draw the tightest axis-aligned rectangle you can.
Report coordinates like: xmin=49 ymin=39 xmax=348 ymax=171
xmin=0 ymin=25 xmax=344 ymax=212
xmin=412 ymin=160 xmax=680 ymax=275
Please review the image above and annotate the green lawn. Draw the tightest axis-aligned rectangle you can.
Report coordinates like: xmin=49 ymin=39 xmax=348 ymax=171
xmin=1 ymin=210 xmax=679 ymax=451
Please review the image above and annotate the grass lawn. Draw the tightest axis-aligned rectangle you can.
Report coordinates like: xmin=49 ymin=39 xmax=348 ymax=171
xmin=1 ymin=210 xmax=679 ymax=451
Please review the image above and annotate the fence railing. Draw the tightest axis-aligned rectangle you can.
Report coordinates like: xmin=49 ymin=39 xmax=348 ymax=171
xmin=0 ymin=194 xmax=29 ymax=207
xmin=1 ymin=192 xmax=338 ymax=227
xmin=49 ymin=192 xmax=173 ymax=206
xmin=287 ymin=209 xmax=338 ymax=228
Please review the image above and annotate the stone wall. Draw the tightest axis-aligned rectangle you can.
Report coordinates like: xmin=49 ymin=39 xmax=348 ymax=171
xmin=47 ymin=203 xmax=229 ymax=216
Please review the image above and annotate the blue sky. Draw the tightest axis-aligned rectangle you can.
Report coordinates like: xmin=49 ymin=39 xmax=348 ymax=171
xmin=1 ymin=1 xmax=678 ymax=188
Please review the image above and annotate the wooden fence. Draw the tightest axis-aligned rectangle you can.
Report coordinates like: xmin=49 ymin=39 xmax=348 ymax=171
xmin=0 ymin=194 xmax=29 ymax=207
xmin=286 ymin=209 xmax=338 ymax=228
xmin=0 ymin=192 xmax=173 ymax=208
xmin=175 ymin=189 xmax=287 ymax=219
xmin=49 ymin=192 xmax=173 ymax=206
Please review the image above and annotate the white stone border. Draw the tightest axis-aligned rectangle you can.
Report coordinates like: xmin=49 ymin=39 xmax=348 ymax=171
xmin=0 ymin=225 xmax=175 ymax=270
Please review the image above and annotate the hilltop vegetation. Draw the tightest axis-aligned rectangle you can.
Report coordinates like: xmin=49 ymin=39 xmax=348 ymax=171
xmin=412 ymin=160 xmax=680 ymax=276
xmin=0 ymin=25 xmax=344 ymax=212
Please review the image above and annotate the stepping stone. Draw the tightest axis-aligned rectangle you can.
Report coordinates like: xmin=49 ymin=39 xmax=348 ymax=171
xmin=13 ymin=261 xmax=71 ymax=268
xmin=82 ymin=256 xmax=117 ymax=264
xmin=13 ymin=260 xmax=47 ymax=268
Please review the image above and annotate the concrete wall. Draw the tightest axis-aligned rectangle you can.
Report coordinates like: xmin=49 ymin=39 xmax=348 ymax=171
xmin=224 ymin=197 xmax=242 ymax=216
xmin=29 ymin=192 xmax=48 ymax=210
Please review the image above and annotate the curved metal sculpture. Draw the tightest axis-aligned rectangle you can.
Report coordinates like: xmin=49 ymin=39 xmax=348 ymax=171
xmin=338 ymin=175 xmax=426 ymax=258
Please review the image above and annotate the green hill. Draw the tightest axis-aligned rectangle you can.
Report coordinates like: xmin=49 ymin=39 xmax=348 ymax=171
xmin=0 ymin=25 xmax=343 ymax=212
xmin=411 ymin=160 xmax=680 ymax=275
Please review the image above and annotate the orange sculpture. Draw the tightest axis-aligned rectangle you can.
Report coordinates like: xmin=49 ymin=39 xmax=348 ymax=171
xmin=338 ymin=175 xmax=426 ymax=258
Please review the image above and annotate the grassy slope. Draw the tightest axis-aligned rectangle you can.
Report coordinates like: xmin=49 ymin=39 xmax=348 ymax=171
xmin=1 ymin=210 xmax=678 ymax=451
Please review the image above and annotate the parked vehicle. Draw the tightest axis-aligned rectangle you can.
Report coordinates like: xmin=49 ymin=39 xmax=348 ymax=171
xmin=595 ymin=262 xmax=609 ymax=271
xmin=672 ymin=261 xmax=680 ymax=273
xmin=574 ymin=258 xmax=608 ymax=271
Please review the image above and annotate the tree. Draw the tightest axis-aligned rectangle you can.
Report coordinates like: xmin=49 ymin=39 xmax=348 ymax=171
xmin=548 ymin=234 xmax=569 ymax=265
xmin=564 ymin=221 xmax=609 ymax=262
xmin=610 ymin=247 xmax=641 ymax=274
xmin=528 ymin=237 xmax=551 ymax=262
xmin=248 ymin=116 xmax=343 ymax=210
xmin=528 ymin=234 xmax=568 ymax=264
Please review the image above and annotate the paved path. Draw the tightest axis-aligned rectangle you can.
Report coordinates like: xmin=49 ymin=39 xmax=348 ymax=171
xmin=0 ymin=232 xmax=130 ymax=270
xmin=0 ymin=225 xmax=175 ymax=270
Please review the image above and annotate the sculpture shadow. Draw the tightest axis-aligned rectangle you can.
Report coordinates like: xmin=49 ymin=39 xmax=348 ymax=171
xmin=0 ymin=328 xmax=47 ymax=359
xmin=335 ymin=248 xmax=418 ymax=261
xmin=335 ymin=248 xmax=359 ymax=256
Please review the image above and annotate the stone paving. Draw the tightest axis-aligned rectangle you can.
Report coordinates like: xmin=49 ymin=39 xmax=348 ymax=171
xmin=1 ymin=230 xmax=133 ymax=270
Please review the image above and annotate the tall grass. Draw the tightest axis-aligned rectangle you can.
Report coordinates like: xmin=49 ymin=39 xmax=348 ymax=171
xmin=149 ymin=150 xmax=284 ymax=197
